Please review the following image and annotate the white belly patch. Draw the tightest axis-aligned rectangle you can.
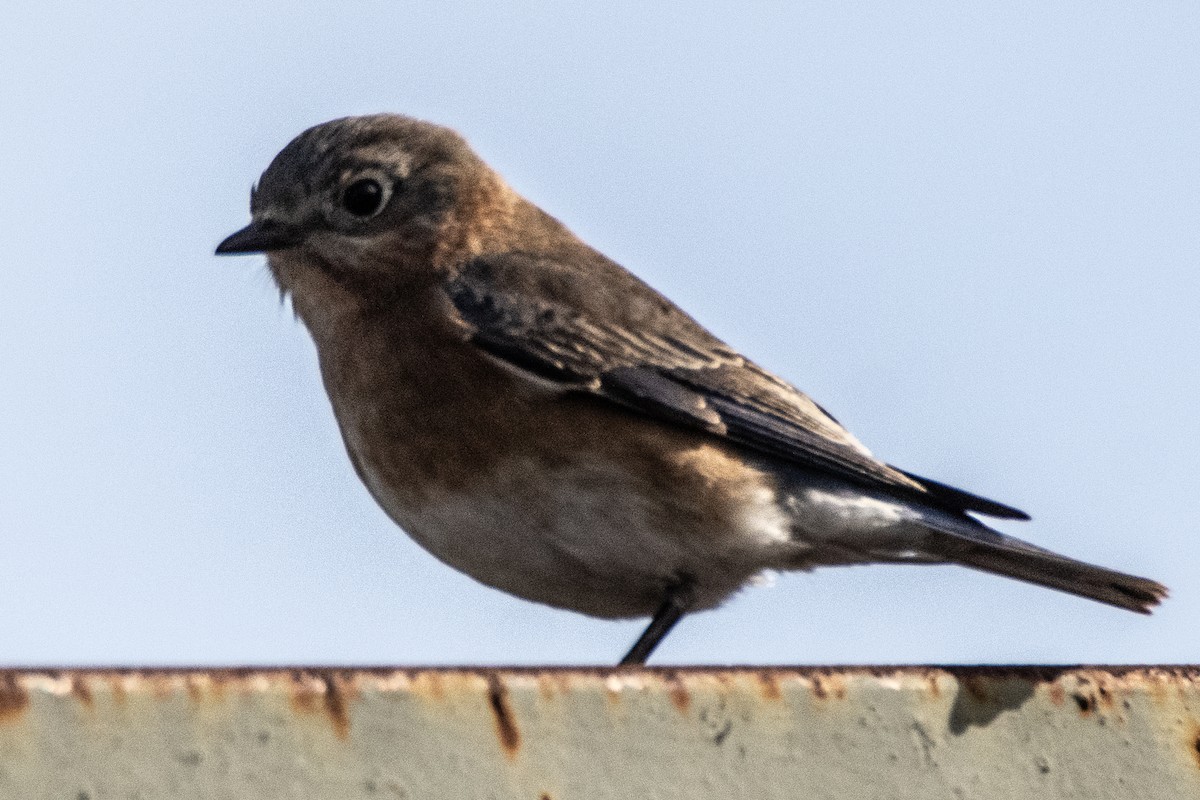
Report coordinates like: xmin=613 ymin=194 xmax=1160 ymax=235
xmin=352 ymin=447 xmax=796 ymax=617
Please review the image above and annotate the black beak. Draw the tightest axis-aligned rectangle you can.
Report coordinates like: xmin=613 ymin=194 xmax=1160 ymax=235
xmin=215 ymin=219 xmax=305 ymax=255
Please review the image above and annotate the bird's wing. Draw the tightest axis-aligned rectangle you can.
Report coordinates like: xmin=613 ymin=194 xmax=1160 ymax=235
xmin=444 ymin=252 xmax=1027 ymax=519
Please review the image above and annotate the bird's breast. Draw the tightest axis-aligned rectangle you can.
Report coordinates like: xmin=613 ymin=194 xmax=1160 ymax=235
xmin=289 ymin=279 xmax=807 ymax=616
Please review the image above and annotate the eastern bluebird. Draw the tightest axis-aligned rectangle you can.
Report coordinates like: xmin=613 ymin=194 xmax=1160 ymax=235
xmin=217 ymin=114 xmax=1165 ymax=664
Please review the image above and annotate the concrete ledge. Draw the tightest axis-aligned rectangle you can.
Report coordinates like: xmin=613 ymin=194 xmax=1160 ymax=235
xmin=1 ymin=666 xmax=1198 ymax=798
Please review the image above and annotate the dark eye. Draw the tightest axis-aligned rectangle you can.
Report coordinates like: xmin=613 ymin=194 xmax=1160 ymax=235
xmin=342 ymin=178 xmax=386 ymax=217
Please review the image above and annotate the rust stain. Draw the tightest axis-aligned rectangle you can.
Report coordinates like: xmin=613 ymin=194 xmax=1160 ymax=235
xmin=486 ymin=674 xmax=521 ymax=758
xmin=108 ymin=676 xmax=127 ymax=706
xmin=70 ymin=677 xmax=94 ymax=708
xmin=806 ymin=671 xmax=844 ymax=705
xmin=1192 ymin=728 xmax=1200 ymax=770
xmin=0 ymin=674 xmax=29 ymax=723
xmin=185 ymin=676 xmax=204 ymax=705
xmin=756 ymin=672 xmax=782 ymax=702
xmin=322 ymin=672 xmax=351 ymax=740
xmin=809 ymin=672 xmax=848 ymax=700
xmin=1048 ymin=683 xmax=1065 ymax=706
xmin=665 ymin=672 xmax=691 ymax=715
xmin=926 ymin=673 xmax=941 ymax=700
xmin=287 ymin=673 xmax=351 ymax=739
xmin=289 ymin=681 xmax=322 ymax=715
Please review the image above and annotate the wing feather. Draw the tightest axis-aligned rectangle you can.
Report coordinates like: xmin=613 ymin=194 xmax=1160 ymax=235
xmin=446 ymin=253 xmax=1027 ymax=520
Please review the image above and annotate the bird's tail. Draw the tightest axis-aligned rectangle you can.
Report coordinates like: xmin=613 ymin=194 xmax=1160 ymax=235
xmin=923 ymin=515 xmax=1167 ymax=614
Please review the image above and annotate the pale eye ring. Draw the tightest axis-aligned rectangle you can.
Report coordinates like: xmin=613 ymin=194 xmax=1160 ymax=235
xmin=342 ymin=177 xmax=388 ymax=218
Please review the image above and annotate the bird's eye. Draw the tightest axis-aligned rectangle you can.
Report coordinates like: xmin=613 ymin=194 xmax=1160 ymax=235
xmin=342 ymin=178 xmax=387 ymax=217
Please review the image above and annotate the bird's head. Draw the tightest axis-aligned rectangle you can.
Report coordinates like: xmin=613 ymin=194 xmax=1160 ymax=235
xmin=216 ymin=114 xmax=516 ymax=296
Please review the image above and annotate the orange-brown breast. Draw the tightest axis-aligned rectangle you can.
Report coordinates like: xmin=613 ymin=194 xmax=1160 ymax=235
xmin=271 ymin=252 xmax=808 ymax=616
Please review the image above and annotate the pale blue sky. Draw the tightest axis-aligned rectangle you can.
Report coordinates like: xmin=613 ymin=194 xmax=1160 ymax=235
xmin=1 ymin=2 xmax=1196 ymax=666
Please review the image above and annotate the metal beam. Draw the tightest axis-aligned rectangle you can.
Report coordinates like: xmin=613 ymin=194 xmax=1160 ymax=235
xmin=1 ymin=666 xmax=1197 ymax=798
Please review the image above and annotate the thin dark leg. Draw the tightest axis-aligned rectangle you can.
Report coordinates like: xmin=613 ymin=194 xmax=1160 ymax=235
xmin=618 ymin=578 xmax=694 ymax=666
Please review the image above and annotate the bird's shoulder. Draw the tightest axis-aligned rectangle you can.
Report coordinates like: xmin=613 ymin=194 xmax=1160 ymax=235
xmin=444 ymin=249 xmax=897 ymax=463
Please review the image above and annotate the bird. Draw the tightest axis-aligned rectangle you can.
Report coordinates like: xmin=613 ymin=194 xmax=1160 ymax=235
xmin=217 ymin=114 xmax=1166 ymax=665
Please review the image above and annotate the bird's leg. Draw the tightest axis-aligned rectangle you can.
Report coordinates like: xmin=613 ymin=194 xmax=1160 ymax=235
xmin=618 ymin=576 xmax=695 ymax=666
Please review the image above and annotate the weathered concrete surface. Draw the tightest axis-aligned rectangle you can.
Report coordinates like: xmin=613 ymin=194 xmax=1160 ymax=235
xmin=0 ymin=666 xmax=1197 ymax=799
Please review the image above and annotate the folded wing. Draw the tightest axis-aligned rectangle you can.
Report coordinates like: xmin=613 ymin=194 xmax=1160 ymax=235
xmin=445 ymin=252 xmax=1027 ymax=520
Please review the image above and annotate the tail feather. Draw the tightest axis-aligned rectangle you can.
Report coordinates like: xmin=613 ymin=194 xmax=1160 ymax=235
xmin=949 ymin=543 xmax=1167 ymax=614
xmin=923 ymin=517 xmax=1167 ymax=614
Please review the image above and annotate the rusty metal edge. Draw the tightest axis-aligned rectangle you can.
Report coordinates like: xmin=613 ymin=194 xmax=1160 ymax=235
xmin=3 ymin=663 xmax=1199 ymax=799
xmin=1 ymin=664 xmax=1197 ymax=676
